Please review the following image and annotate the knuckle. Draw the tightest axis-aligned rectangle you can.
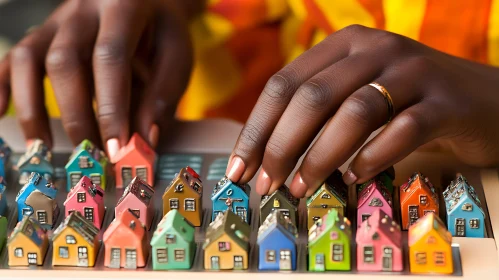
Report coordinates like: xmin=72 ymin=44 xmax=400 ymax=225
xmin=341 ymin=96 xmax=375 ymax=127
xmin=376 ymin=32 xmax=407 ymax=54
xmin=342 ymin=24 xmax=368 ymax=35
xmin=237 ymin=121 xmax=266 ymax=153
xmin=296 ymin=80 xmax=331 ymax=112
xmin=93 ymin=40 xmax=128 ymax=65
xmin=10 ymin=45 xmax=35 ymax=63
xmin=263 ymin=73 xmax=297 ymax=100
xmin=265 ymin=135 xmax=288 ymax=162
xmin=397 ymin=110 xmax=429 ymax=134
xmin=355 ymin=149 xmax=378 ymax=174
xmin=45 ymin=47 xmax=79 ymax=72
xmin=405 ymin=55 xmax=435 ymax=74
xmin=96 ymin=103 xmax=121 ymax=124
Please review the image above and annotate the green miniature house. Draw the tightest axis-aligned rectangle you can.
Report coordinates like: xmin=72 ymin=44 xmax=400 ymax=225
xmin=0 ymin=215 xmax=7 ymax=250
xmin=150 ymin=210 xmax=195 ymax=270
xmin=308 ymin=209 xmax=351 ymax=271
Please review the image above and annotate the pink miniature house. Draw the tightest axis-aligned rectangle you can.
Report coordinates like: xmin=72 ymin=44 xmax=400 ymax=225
xmin=115 ymin=177 xmax=155 ymax=230
xmin=357 ymin=179 xmax=393 ymax=226
xmin=356 ymin=209 xmax=403 ymax=272
xmin=63 ymin=176 xmax=105 ymax=229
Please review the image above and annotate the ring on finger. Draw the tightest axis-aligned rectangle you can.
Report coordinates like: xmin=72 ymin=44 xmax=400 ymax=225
xmin=368 ymin=82 xmax=395 ymax=123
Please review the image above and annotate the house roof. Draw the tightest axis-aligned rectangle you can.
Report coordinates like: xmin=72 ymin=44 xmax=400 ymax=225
xmin=211 ymin=176 xmax=250 ymax=200
xmin=308 ymin=209 xmax=351 ymax=245
xmin=408 ymin=212 xmax=451 ymax=247
xmin=356 ymin=209 xmax=402 ymax=248
xmin=357 ymin=179 xmax=392 ymax=208
xmin=306 ymin=180 xmax=347 ymax=207
xmin=16 ymin=172 xmax=57 ymax=201
xmin=164 ymin=166 xmax=203 ymax=196
xmin=116 ymin=177 xmax=154 ymax=207
xmin=7 ymin=215 xmax=47 ymax=246
xmin=260 ymin=185 xmax=299 ymax=210
xmin=64 ymin=176 xmax=104 ymax=206
xmin=257 ymin=209 xmax=298 ymax=244
xmin=400 ymin=172 xmax=438 ymax=205
xmin=444 ymin=174 xmax=484 ymax=215
xmin=151 ymin=209 xmax=195 ymax=245
xmin=16 ymin=139 xmax=52 ymax=169
xmin=110 ymin=133 xmax=156 ymax=164
xmin=103 ymin=209 xmax=145 ymax=243
xmin=203 ymin=210 xmax=250 ymax=250
xmin=52 ymin=211 xmax=99 ymax=245
xmin=0 ymin=137 xmax=11 ymax=160
xmin=66 ymin=139 xmax=108 ymax=169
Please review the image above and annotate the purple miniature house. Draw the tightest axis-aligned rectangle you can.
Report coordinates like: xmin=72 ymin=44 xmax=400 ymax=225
xmin=357 ymin=179 xmax=393 ymax=227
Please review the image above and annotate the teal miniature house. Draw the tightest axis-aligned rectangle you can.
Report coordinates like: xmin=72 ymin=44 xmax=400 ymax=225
xmin=16 ymin=139 xmax=54 ymax=185
xmin=65 ymin=139 xmax=109 ymax=191
xmin=150 ymin=209 xmax=195 ymax=270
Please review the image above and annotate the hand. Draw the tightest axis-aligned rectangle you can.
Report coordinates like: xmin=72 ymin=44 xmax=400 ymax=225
xmin=226 ymin=24 xmax=499 ymax=198
xmin=0 ymin=0 xmax=204 ymax=157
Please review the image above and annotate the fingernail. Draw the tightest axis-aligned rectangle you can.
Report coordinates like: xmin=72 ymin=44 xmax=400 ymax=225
xmin=106 ymin=138 xmax=120 ymax=161
xmin=256 ymin=169 xmax=271 ymax=195
xmin=148 ymin=123 xmax=159 ymax=149
xmin=290 ymin=172 xmax=308 ymax=198
xmin=343 ymin=169 xmax=358 ymax=185
xmin=226 ymin=156 xmax=245 ymax=182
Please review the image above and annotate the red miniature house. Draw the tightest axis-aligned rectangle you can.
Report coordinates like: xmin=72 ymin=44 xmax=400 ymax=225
xmin=103 ymin=209 xmax=148 ymax=269
xmin=115 ymin=177 xmax=155 ymax=230
xmin=63 ymin=176 xmax=105 ymax=229
xmin=112 ymin=133 xmax=157 ymax=189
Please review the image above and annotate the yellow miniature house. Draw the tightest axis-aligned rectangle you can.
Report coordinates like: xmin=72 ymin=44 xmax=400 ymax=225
xmin=7 ymin=215 xmax=49 ymax=266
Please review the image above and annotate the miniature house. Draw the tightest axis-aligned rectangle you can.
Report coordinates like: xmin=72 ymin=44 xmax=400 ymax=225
xmin=356 ymin=209 xmax=403 ymax=272
xmin=115 ymin=177 xmax=155 ymax=230
xmin=16 ymin=139 xmax=54 ymax=184
xmin=260 ymin=185 xmax=299 ymax=226
xmin=400 ymin=172 xmax=439 ymax=230
xmin=358 ymin=167 xmax=395 ymax=194
xmin=0 ymin=137 xmax=12 ymax=179
xmin=0 ymin=215 xmax=7 ymax=250
xmin=52 ymin=211 xmax=100 ymax=267
xmin=308 ymin=209 xmax=352 ymax=271
xmin=7 ymin=215 xmax=49 ymax=266
xmin=16 ymin=172 xmax=59 ymax=229
xmin=63 ymin=176 xmax=105 ymax=229
xmin=257 ymin=209 xmax=298 ymax=271
xmin=444 ymin=174 xmax=485 ymax=238
xmin=162 ymin=166 xmax=203 ymax=227
xmin=307 ymin=170 xmax=347 ymax=230
xmin=211 ymin=176 xmax=251 ymax=223
xmin=150 ymin=209 xmax=196 ymax=270
xmin=103 ymin=209 xmax=148 ymax=269
xmin=357 ymin=178 xmax=393 ymax=226
xmin=0 ymin=177 xmax=7 ymax=215
xmin=408 ymin=212 xmax=453 ymax=274
xmin=112 ymin=133 xmax=157 ymax=189
xmin=203 ymin=210 xmax=251 ymax=270
xmin=65 ymin=139 xmax=109 ymax=191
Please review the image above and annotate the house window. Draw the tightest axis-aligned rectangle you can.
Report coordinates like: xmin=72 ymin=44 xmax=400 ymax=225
xmin=121 ymin=167 xmax=133 ymax=187
xmin=235 ymin=207 xmax=247 ymax=221
xmin=110 ymin=248 xmax=121 ymax=268
xmin=77 ymin=192 xmax=86 ymax=203
xmin=456 ymin=218 xmax=466 ymax=237
xmin=59 ymin=247 xmax=69 ymax=259
xmin=280 ymin=250 xmax=291 ymax=260
xmin=462 ymin=203 xmax=473 ymax=211
xmin=84 ymin=207 xmax=94 ymax=222
xmin=316 ymin=254 xmax=325 ymax=266
xmin=90 ymin=175 xmax=101 ymax=186
xmin=234 ymin=256 xmax=244 ymax=269
xmin=70 ymin=173 xmax=82 ymax=188
xmin=273 ymin=199 xmax=280 ymax=208
xmin=470 ymin=219 xmax=480 ymax=229
xmin=37 ymin=211 xmax=47 ymax=224
xmin=156 ymin=248 xmax=168 ymax=263
xmin=362 ymin=214 xmax=371 ymax=222
xmin=22 ymin=208 xmax=32 ymax=216
xmin=174 ymin=249 xmax=185 ymax=262
xmin=415 ymin=252 xmax=427 ymax=264
xmin=130 ymin=209 xmax=140 ymax=218
xmin=363 ymin=246 xmax=374 ymax=263
xmin=170 ymin=199 xmax=179 ymax=209
xmin=330 ymin=231 xmax=338 ymax=240
xmin=185 ymin=199 xmax=195 ymax=212
xmin=14 ymin=248 xmax=23 ymax=258
xmin=321 ymin=193 xmax=331 ymax=199
xmin=66 ymin=235 xmax=76 ymax=244
xmin=313 ymin=216 xmax=321 ymax=222
xmin=218 ymin=241 xmax=231 ymax=252
xmin=136 ymin=167 xmax=148 ymax=182
xmin=434 ymin=252 xmax=445 ymax=266
xmin=78 ymin=247 xmax=88 ymax=259
xmin=125 ymin=249 xmax=137 ymax=268
xmin=266 ymin=250 xmax=276 ymax=262
xmin=166 ymin=234 xmax=176 ymax=244
xmin=78 ymin=156 xmax=92 ymax=169
xmin=27 ymin=253 xmax=37 ymax=264
xmin=281 ymin=210 xmax=290 ymax=218
xmin=332 ymin=244 xmax=343 ymax=262
xmin=419 ymin=195 xmax=428 ymax=205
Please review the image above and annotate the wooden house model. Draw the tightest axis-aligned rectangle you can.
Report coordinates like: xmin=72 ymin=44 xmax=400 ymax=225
xmin=63 ymin=176 xmax=105 ymax=229
xmin=112 ymin=133 xmax=157 ymax=189
xmin=52 ymin=211 xmax=100 ymax=267
xmin=356 ymin=209 xmax=403 ymax=272
xmin=400 ymin=172 xmax=439 ymax=230
xmin=0 ymin=177 xmax=7 ymax=215
xmin=150 ymin=209 xmax=195 ymax=270
xmin=162 ymin=166 xmax=203 ymax=227
xmin=257 ymin=209 xmax=298 ymax=271
xmin=65 ymin=139 xmax=109 ymax=191
xmin=16 ymin=172 xmax=59 ymax=229
xmin=103 ymin=209 xmax=148 ymax=269
xmin=358 ymin=167 xmax=395 ymax=194
xmin=260 ymin=185 xmax=299 ymax=226
xmin=211 ymin=176 xmax=251 ymax=223
xmin=115 ymin=177 xmax=155 ymax=230
xmin=7 ymin=215 xmax=48 ymax=266
xmin=357 ymin=178 xmax=393 ymax=226
xmin=16 ymin=139 xmax=54 ymax=184
xmin=444 ymin=174 xmax=485 ymax=238
xmin=203 ymin=210 xmax=251 ymax=270
xmin=0 ymin=137 xmax=12 ymax=179
xmin=308 ymin=209 xmax=351 ymax=271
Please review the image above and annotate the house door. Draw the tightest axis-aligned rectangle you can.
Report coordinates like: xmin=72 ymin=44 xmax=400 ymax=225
xmin=315 ymin=254 xmax=325 ymax=271
xmin=109 ymin=248 xmax=121 ymax=268
xmin=70 ymin=172 xmax=82 ymax=188
xmin=27 ymin=253 xmax=37 ymax=265
xmin=121 ymin=167 xmax=133 ymax=187
xmin=456 ymin=218 xmax=466 ymax=237
xmin=136 ymin=167 xmax=148 ymax=182
xmin=382 ymin=247 xmax=393 ymax=271
xmin=235 ymin=207 xmax=247 ymax=222
xmin=125 ymin=249 xmax=137 ymax=269
xmin=78 ymin=247 xmax=89 ymax=267
xmin=279 ymin=250 xmax=292 ymax=270
xmin=210 ymin=256 xmax=220 ymax=270
xmin=409 ymin=205 xmax=419 ymax=226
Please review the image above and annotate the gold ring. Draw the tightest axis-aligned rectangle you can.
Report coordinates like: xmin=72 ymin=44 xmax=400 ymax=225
xmin=368 ymin=82 xmax=394 ymax=123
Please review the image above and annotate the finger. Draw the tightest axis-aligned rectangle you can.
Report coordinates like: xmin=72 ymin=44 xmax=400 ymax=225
xmin=0 ymin=55 xmax=10 ymax=116
xmin=10 ymin=24 xmax=58 ymax=147
xmin=227 ymin=25 xmax=372 ymax=184
xmin=92 ymin=1 xmax=152 ymax=159
xmin=45 ymin=12 xmax=101 ymax=147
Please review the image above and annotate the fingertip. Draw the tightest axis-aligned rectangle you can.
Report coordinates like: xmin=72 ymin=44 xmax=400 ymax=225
xmin=106 ymin=138 xmax=121 ymax=162
xmin=342 ymin=169 xmax=358 ymax=185
xmin=148 ymin=123 xmax=159 ymax=149
xmin=289 ymin=172 xmax=307 ymax=198
xmin=255 ymin=169 xmax=271 ymax=195
xmin=226 ymin=156 xmax=245 ymax=183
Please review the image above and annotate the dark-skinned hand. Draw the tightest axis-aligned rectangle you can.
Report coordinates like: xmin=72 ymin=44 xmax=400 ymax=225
xmin=226 ymin=24 xmax=499 ymax=198
xmin=0 ymin=0 xmax=205 ymax=159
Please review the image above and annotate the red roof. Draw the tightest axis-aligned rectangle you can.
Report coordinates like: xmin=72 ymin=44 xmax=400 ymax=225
xmin=64 ymin=176 xmax=104 ymax=206
xmin=110 ymin=133 xmax=156 ymax=164
xmin=103 ymin=209 xmax=146 ymax=243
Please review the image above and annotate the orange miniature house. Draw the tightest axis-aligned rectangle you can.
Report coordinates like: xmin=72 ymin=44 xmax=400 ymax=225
xmin=408 ymin=212 xmax=453 ymax=274
xmin=103 ymin=209 xmax=148 ymax=269
xmin=400 ymin=173 xmax=439 ymax=230
xmin=112 ymin=133 xmax=157 ymax=189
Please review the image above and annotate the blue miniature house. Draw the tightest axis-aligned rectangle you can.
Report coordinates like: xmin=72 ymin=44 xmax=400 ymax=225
xmin=15 ymin=172 xmax=59 ymax=229
xmin=16 ymin=139 xmax=54 ymax=185
xmin=0 ymin=138 xmax=11 ymax=179
xmin=211 ymin=176 xmax=251 ymax=223
xmin=444 ymin=174 xmax=485 ymax=238
xmin=0 ymin=177 xmax=7 ymax=215
xmin=65 ymin=139 xmax=109 ymax=191
xmin=257 ymin=209 xmax=298 ymax=271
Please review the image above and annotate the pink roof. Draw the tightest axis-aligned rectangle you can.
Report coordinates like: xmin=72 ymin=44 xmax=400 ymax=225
xmin=356 ymin=209 xmax=402 ymax=248
xmin=103 ymin=209 xmax=145 ymax=243
xmin=64 ymin=176 xmax=104 ymax=206
xmin=110 ymin=133 xmax=156 ymax=164
xmin=357 ymin=180 xmax=392 ymax=209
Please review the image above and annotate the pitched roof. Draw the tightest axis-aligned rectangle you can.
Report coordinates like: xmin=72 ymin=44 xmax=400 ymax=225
xmin=151 ymin=209 xmax=195 ymax=245
xmin=211 ymin=176 xmax=250 ymax=199
xmin=17 ymin=172 xmax=57 ymax=200
xmin=203 ymin=210 xmax=250 ymax=250
xmin=308 ymin=209 xmax=351 ymax=245
xmin=0 ymin=137 xmax=11 ymax=160
xmin=16 ymin=139 xmax=52 ymax=168
xmin=357 ymin=179 xmax=392 ymax=208
xmin=444 ymin=174 xmax=484 ymax=215
xmin=66 ymin=139 xmax=108 ymax=168
xmin=111 ymin=133 xmax=156 ymax=164
xmin=103 ymin=209 xmax=145 ymax=243
xmin=400 ymin=172 xmax=438 ymax=205
xmin=165 ymin=166 xmax=203 ymax=196
xmin=356 ymin=209 xmax=402 ymax=248
xmin=7 ymin=215 xmax=47 ymax=246
xmin=306 ymin=180 xmax=347 ymax=207
xmin=260 ymin=185 xmax=299 ymax=209
xmin=116 ymin=177 xmax=154 ymax=207
xmin=64 ymin=176 xmax=104 ymax=206
xmin=257 ymin=209 xmax=298 ymax=244
xmin=408 ymin=212 xmax=451 ymax=247
xmin=52 ymin=211 xmax=99 ymax=245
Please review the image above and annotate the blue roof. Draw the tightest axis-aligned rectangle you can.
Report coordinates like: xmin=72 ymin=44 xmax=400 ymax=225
xmin=17 ymin=172 xmax=57 ymax=200
xmin=211 ymin=176 xmax=250 ymax=201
